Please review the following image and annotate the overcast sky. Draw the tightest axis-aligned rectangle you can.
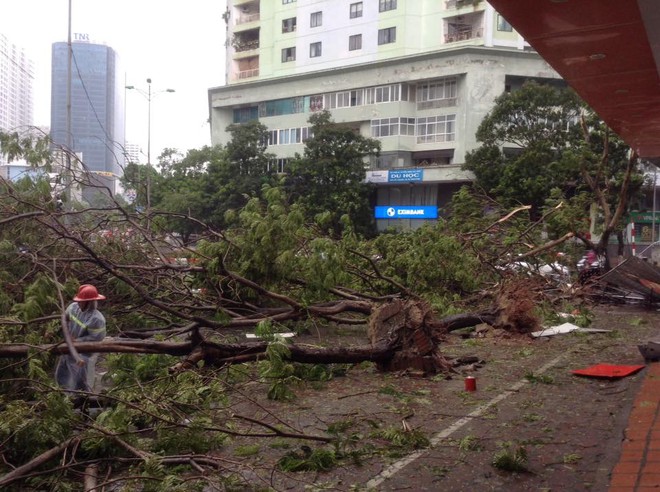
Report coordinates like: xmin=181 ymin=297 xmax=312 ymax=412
xmin=1 ymin=0 xmax=226 ymax=160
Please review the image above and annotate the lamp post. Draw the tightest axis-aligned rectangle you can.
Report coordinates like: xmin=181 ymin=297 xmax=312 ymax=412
xmin=125 ymin=78 xmax=175 ymax=224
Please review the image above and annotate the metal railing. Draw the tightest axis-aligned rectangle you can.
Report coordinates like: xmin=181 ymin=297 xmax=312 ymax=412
xmin=236 ymin=68 xmax=259 ymax=80
xmin=236 ymin=12 xmax=260 ymax=24
xmin=444 ymin=28 xmax=483 ymax=43
xmin=234 ymin=39 xmax=260 ymax=52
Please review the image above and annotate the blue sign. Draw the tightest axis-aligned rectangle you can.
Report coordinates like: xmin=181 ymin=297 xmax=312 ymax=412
xmin=375 ymin=206 xmax=438 ymax=219
xmin=388 ymin=169 xmax=423 ymax=182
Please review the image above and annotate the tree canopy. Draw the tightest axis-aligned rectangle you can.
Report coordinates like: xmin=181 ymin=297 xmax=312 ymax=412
xmin=285 ymin=111 xmax=380 ymax=237
xmin=463 ymin=81 xmax=645 ymax=257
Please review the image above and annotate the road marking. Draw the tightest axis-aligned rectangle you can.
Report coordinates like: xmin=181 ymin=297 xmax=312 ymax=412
xmin=365 ymin=353 xmax=565 ymax=489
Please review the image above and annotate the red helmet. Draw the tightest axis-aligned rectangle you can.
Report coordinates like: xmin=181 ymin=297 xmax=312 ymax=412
xmin=73 ymin=284 xmax=106 ymax=301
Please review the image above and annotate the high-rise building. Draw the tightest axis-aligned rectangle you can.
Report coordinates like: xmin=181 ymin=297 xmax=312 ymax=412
xmin=50 ymin=37 xmax=125 ymax=200
xmin=0 ymin=33 xmax=34 ymax=165
xmin=208 ymin=0 xmax=563 ymax=231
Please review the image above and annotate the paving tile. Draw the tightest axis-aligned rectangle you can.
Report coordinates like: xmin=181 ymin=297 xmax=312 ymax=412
xmin=622 ymin=439 xmax=648 ymax=451
xmin=609 ymin=473 xmax=638 ymax=487
xmin=645 ymin=450 xmax=660 ymax=462
xmin=613 ymin=462 xmax=641 ymax=475
xmin=609 ymin=362 xmax=660 ymax=492
xmin=638 ymin=472 xmax=660 ymax=487
xmin=625 ymin=429 xmax=652 ymax=440
xmin=642 ymin=461 xmax=660 ymax=474
xmin=620 ymin=448 xmax=645 ymax=462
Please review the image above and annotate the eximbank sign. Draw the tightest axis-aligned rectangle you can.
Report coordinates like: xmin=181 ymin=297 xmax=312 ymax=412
xmin=375 ymin=206 xmax=438 ymax=219
xmin=371 ymin=169 xmax=438 ymax=219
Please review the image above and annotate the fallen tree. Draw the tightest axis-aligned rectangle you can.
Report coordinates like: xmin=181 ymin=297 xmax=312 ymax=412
xmin=1 ymin=286 xmax=540 ymax=375
xmin=0 ymin=139 xmax=580 ymax=491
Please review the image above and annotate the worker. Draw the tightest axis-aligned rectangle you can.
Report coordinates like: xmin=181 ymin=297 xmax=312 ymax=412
xmin=55 ymin=284 xmax=107 ymax=393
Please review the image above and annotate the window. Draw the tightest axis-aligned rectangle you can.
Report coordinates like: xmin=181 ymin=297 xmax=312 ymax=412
xmin=268 ymin=158 xmax=289 ymax=173
xmin=378 ymin=27 xmax=396 ymax=45
xmin=375 ymin=86 xmax=391 ymax=103
xmin=309 ymin=95 xmax=323 ymax=112
xmin=310 ymin=42 xmax=322 ymax=58
xmin=310 ymin=11 xmax=322 ymax=28
xmin=400 ymin=117 xmax=416 ymax=135
xmin=279 ymin=128 xmax=291 ymax=145
xmin=232 ymin=106 xmax=258 ymax=124
xmin=374 ymin=84 xmax=400 ymax=103
xmin=416 ymin=115 xmax=456 ymax=143
xmin=417 ymin=78 xmax=457 ymax=108
xmin=349 ymin=34 xmax=362 ymax=51
xmin=497 ymin=14 xmax=513 ymax=32
xmin=350 ymin=2 xmax=363 ymax=18
xmin=282 ymin=17 xmax=297 ymax=33
xmin=336 ymin=91 xmax=351 ymax=108
xmin=281 ymin=47 xmax=296 ymax=62
xmin=371 ymin=118 xmax=397 ymax=137
xmin=379 ymin=0 xmax=397 ymax=12
xmin=259 ymin=97 xmax=304 ymax=117
xmin=371 ymin=117 xmax=415 ymax=137
xmin=267 ymin=128 xmax=310 ymax=146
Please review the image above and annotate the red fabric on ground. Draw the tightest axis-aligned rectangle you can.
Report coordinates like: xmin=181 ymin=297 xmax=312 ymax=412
xmin=571 ymin=363 xmax=645 ymax=379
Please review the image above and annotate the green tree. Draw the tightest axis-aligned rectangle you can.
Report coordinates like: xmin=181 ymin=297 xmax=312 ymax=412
xmin=464 ymin=81 xmax=584 ymax=219
xmin=463 ymin=81 xmax=643 ymax=260
xmin=145 ymin=122 xmax=276 ymax=237
xmin=205 ymin=121 xmax=276 ymax=227
xmin=286 ymin=111 xmax=380 ymax=237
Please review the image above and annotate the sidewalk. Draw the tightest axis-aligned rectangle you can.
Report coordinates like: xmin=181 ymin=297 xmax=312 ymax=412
xmin=609 ymin=361 xmax=660 ymax=491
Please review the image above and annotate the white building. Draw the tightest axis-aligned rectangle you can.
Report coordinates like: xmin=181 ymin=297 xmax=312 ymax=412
xmin=124 ymin=142 xmax=141 ymax=164
xmin=0 ymin=32 xmax=35 ymax=166
xmin=208 ymin=0 xmax=563 ymax=231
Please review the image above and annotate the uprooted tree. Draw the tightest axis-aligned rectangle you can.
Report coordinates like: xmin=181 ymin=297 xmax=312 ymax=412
xmin=0 ymin=123 xmax=603 ymax=489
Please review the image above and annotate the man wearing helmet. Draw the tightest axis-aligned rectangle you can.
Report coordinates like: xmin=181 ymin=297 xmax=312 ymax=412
xmin=55 ymin=284 xmax=107 ymax=393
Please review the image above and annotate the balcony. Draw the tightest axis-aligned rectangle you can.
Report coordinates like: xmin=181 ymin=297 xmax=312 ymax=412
xmin=445 ymin=0 xmax=482 ymax=9
xmin=234 ymin=39 xmax=259 ymax=52
xmin=237 ymin=68 xmax=259 ymax=80
xmin=236 ymin=12 xmax=260 ymax=25
xmin=445 ymin=27 xmax=483 ymax=43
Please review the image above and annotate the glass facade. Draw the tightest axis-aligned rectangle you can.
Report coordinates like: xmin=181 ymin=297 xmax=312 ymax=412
xmin=50 ymin=42 xmax=125 ymax=191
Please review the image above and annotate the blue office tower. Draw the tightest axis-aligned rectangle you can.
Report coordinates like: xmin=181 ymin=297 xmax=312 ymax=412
xmin=50 ymin=39 xmax=125 ymax=202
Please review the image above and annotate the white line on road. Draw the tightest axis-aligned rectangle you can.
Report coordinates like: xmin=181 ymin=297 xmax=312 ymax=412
xmin=365 ymin=353 xmax=566 ymax=489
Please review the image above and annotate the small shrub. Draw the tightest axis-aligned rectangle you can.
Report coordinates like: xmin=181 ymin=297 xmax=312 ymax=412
xmin=563 ymin=453 xmax=582 ymax=464
xmin=277 ymin=447 xmax=338 ymax=472
xmin=234 ymin=444 xmax=260 ymax=457
xmin=525 ymin=372 xmax=554 ymax=384
xmin=492 ymin=442 xmax=528 ymax=472
xmin=458 ymin=435 xmax=482 ymax=452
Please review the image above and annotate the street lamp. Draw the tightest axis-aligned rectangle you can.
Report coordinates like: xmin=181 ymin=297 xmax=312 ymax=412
xmin=125 ymin=78 xmax=175 ymax=222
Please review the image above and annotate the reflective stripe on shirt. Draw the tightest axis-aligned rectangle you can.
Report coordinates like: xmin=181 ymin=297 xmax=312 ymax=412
xmin=69 ymin=314 xmax=104 ymax=334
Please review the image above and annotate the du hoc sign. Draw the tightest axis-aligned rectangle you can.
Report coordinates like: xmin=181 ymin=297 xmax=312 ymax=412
xmin=369 ymin=168 xmax=437 ymax=219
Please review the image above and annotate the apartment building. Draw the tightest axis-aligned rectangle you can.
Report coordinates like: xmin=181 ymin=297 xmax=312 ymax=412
xmin=0 ymin=33 xmax=34 ymax=166
xmin=208 ymin=0 xmax=562 ymax=231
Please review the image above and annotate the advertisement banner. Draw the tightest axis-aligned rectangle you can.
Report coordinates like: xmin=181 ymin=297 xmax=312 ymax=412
xmin=388 ymin=169 xmax=423 ymax=182
xmin=375 ymin=206 xmax=438 ymax=219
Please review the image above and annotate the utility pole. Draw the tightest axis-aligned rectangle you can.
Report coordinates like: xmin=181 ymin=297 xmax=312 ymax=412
xmin=125 ymin=79 xmax=175 ymax=228
xmin=65 ymin=0 xmax=72 ymax=206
